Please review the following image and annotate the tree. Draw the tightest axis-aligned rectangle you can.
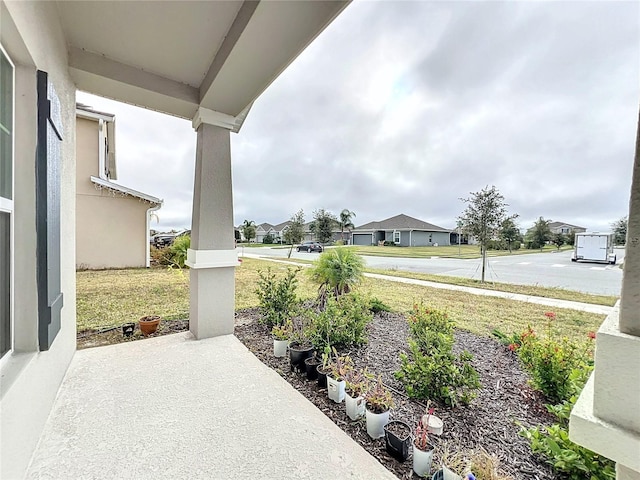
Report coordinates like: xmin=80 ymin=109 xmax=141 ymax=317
xmin=525 ymin=217 xmax=552 ymax=250
xmin=241 ymin=220 xmax=256 ymax=243
xmin=500 ymin=217 xmax=521 ymax=253
xmin=565 ymin=229 xmax=576 ymax=246
xmin=612 ymin=216 xmax=628 ymax=245
xmin=283 ymin=210 xmax=305 ymax=258
xmin=552 ymin=232 xmax=566 ymax=250
xmin=311 ymin=208 xmax=338 ymax=244
xmin=458 ymin=186 xmax=512 ymax=283
xmin=310 ymin=248 xmax=364 ymax=306
xmin=339 ymin=209 xmax=356 ymax=243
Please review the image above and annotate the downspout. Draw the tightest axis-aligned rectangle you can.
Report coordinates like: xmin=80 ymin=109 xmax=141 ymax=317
xmin=146 ymin=202 xmax=162 ymax=268
xmin=97 ymin=119 xmax=107 ymax=180
xmin=410 ymin=230 xmax=413 ymax=247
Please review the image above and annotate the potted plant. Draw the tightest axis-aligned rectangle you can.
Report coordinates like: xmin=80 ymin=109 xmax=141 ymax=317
xmin=384 ymin=420 xmax=412 ymax=462
xmin=288 ymin=314 xmax=313 ymax=373
xmin=315 ymin=345 xmax=331 ymax=388
xmin=344 ymin=368 xmax=369 ymax=420
xmin=304 ymin=353 xmax=322 ymax=381
xmin=326 ymin=349 xmax=352 ymax=403
xmin=139 ymin=315 xmax=161 ymax=336
xmin=413 ymin=406 xmax=436 ymax=477
xmin=364 ymin=376 xmax=394 ymax=439
xmin=431 ymin=443 xmax=470 ymax=480
xmin=271 ymin=323 xmax=290 ymax=358
xmin=122 ymin=322 xmax=135 ymax=337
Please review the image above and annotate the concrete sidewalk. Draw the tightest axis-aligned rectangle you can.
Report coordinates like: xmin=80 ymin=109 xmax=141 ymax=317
xmin=242 ymin=254 xmax=613 ymax=315
xmin=26 ymin=333 xmax=396 ymax=480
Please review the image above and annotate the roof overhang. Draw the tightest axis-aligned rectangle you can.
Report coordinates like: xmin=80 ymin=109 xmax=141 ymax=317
xmin=57 ymin=1 xmax=350 ymax=131
xmin=91 ymin=176 xmax=163 ymax=206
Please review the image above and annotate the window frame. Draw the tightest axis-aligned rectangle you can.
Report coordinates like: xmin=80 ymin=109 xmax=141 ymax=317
xmin=393 ymin=230 xmax=400 ymax=244
xmin=0 ymin=44 xmax=15 ymax=363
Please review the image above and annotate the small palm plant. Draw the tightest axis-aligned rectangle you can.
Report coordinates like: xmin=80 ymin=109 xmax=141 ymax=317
xmin=310 ymin=247 xmax=364 ymax=306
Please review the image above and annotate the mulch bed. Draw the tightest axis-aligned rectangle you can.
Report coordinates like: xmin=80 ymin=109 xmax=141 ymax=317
xmin=234 ymin=309 xmax=557 ymax=480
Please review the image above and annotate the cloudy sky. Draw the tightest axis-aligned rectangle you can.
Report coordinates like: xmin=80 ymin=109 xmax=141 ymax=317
xmin=77 ymin=1 xmax=639 ymax=234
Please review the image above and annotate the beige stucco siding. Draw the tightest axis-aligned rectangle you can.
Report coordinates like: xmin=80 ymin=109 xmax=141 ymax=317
xmin=75 ymin=117 xmax=153 ymax=269
xmin=76 ymin=193 xmax=150 ymax=269
xmin=1 ymin=2 xmax=77 ymax=478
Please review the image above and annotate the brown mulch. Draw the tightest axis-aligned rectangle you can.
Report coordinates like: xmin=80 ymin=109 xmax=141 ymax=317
xmin=234 ymin=310 xmax=557 ymax=480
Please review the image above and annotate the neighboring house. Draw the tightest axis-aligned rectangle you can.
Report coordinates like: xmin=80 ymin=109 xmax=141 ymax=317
xmin=76 ymin=105 xmax=162 ymax=269
xmin=548 ymin=221 xmax=587 ymax=235
xmin=351 ymin=214 xmax=451 ymax=246
xmin=255 ymin=222 xmax=276 ymax=243
xmin=272 ymin=220 xmax=292 ymax=243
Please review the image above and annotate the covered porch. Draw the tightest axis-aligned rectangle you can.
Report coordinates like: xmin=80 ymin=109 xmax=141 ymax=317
xmin=25 ymin=332 xmax=394 ymax=479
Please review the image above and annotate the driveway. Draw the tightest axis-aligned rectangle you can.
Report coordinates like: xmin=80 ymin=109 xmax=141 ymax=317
xmin=240 ymin=246 xmax=624 ymax=296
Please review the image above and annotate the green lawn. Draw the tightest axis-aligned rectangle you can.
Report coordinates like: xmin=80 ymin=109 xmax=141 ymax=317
xmin=348 ymin=244 xmax=573 ymax=259
xmin=77 ymin=258 xmax=606 ymax=343
xmin=261 ymin=256 xmax=618 ymax=307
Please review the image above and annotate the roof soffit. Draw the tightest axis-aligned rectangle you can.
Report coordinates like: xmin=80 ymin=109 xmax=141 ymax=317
xmin=57 ymin=0 xmax=350 ymax=125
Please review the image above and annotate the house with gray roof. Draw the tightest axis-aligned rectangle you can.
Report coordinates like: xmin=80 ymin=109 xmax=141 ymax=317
xmin=548 ymin=221 xmax=586 ymax=235
xmin=351 ymin=214 xmax=451 ymax=246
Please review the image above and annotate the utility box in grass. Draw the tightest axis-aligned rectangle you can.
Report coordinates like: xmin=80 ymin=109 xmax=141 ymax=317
xmin=572 ymin=232 xmax=616 ymax=264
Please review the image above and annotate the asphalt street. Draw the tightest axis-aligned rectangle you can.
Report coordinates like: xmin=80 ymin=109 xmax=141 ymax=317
xmin=240 ymin=246 xmax=624 ymax=296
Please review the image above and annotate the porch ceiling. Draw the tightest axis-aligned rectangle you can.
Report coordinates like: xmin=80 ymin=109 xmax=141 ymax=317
xmin=56 ymin=0 xmax=349 ymax=126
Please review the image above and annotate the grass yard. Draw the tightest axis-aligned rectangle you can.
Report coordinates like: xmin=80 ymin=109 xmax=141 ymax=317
xmin=348 ymin=244 xmax=573 ymax=259
xmin=262 ymin=257 xmax=618 ymax=306
xmin=77 ymin=258 xmax=605 ymax=343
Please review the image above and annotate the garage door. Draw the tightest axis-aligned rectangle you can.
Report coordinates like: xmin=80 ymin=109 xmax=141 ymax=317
xmin=352 ymin=233 xmax=372 ymax=246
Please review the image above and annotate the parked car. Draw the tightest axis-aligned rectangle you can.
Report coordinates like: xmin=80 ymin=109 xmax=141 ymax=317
xmin=297 ymin=241 xmax=323 ymax=253
xmin=153 ymin=233 xmax=175 ymax=248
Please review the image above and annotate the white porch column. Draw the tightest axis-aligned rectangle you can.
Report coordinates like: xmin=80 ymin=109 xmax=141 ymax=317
xmin=186 ymin=110 xmax=237 ymax=339
xmin=570 ymin=110 xmax=640 ymax=480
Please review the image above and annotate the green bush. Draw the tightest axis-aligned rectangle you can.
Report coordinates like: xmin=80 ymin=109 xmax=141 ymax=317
xmin=169 ymin=235 xmax=190 ymax=268
xmin=369 ymin=297 xmax=391 ymax=313
xmin=520 ymin=373 xmax=615 ymax=480
xmin=395 ymin=305 xmax=480 ymax=406
xmin=307 ymin=293 xmax=372 ymax=350
xmin=263 ymin=233 xmax=274 ymax=244
xmin=504 ymin=315 xmax=612 ymax=480
xmin=514 ymin=313 xmax=595 ymax=404
xmin=255 ymin=267 xmax=301 ymax=328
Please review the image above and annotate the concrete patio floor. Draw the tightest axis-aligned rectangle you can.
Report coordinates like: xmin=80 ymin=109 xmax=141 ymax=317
xmin=26 ymin=332 xmax=396 ymax=479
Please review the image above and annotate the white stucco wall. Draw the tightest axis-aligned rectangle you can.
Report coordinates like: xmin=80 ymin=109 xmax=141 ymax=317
xmin=0 ymin=2 xmax=77 ymax=478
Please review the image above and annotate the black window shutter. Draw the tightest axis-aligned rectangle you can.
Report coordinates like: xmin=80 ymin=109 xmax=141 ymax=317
xmin=36 ymin=70 xmax=63 ymax=351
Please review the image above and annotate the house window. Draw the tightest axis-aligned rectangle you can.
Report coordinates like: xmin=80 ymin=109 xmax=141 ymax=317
xmin=393 ymin=230 xmax=400 ymax=244
xmin=429 ymin=234 xmax=433 ymax=243
xmin=0 ymin=47 xmax=14 ymax=359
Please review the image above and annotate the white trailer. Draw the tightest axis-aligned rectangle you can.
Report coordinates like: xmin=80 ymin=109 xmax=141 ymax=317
xmin=571 ymin=232 xmax=616 ymax=264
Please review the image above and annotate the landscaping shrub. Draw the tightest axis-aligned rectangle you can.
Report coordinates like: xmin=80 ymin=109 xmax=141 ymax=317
xmin=497 ymin=313 xmax=613 ymax=479
xmin=307 ymin=293 xmax=372 ymax=350
xmin=262 ymin=233 xmax=274 ymax=244
xmin=255 ymin=267 xmax=301 ymax=327
xmin=310 ymin=247 xmax=364 ymax=303
xmin=368 ymin=297 xmax=391 ymax=313
xmin=150 ymin=245 xmax=172 ymax=266
xmin=520 ymin=380 xmax=615 ymax=480
xmin=395 ymin=305 xmax=480 ymax=406
xmin=512 ymin=313 xmax=594 ymax=404
xmin=169 ymin=235 xmax=190 ymax=268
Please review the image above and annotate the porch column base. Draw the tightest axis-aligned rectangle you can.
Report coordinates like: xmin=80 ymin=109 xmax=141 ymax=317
xmin=189 ymin=266 xmax=235 ymax=339
xmin=570 ymin=306 xmax=640 ymax=476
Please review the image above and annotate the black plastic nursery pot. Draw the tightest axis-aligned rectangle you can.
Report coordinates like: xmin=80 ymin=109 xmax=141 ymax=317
xmin=304 ymin=357 xmax=321 ymax=380
xmin=384 ymin=420 xmax=412 ymax=462
xmin=316 ymin=365 xmax=328 ymax=388
xmin=289 ymin=343 xmax=314 ymax=373
xmin=122 ymin=322 xmax=135 ymax=337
